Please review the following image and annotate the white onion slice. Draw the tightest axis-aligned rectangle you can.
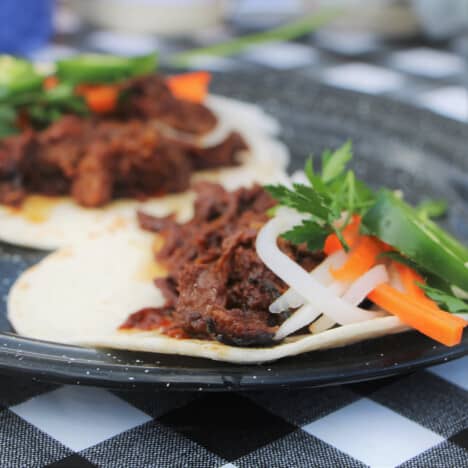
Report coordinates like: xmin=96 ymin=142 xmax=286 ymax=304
xmin=274 ymin=282 xmax=347 ymax=340
xmin=256 ymin=216 xmax=382 ymax=327
xmin=342 ymin=265 xmax=389 ymax=306
xmin=275 ymin=303 xmax=321 ymax=340
xmin=269 ymin=250 xmax=348 ymax=313
xmin=309 ymin=315 xmax=336 ymax=334
xmin=388 ymin=262 xmax=405 ymax=292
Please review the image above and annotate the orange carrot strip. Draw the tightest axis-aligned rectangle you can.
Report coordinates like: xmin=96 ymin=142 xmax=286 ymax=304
xmin=369 ymin=283 xmax=466 ymax=346
xmin=79 ymin=85 xmax=119 ymax=114
xmin=166 ymin=71 xmax=212 ymax=103
xmin=393 ymin=261 xmax=442 ymax=310
xmin=323 ymin=215 xmax=361 ymax=255
xmin=394 ymin=262 xmax=427 ymax=299
xmin=331 ymin=235 xmax=383 ymax=281
xmin=43 ymin=76 xmax=59 ymax=90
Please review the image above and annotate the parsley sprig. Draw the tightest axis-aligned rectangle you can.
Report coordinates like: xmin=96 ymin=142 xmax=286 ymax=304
xmin=266 ymin=141 xmax=374 ymax=251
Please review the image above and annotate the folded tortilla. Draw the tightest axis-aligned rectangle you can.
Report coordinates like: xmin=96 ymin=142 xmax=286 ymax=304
xmin=0 ymin=95 xmax=289 ymax=250
xmin=8 ymin=231 xmax=408 ymax=364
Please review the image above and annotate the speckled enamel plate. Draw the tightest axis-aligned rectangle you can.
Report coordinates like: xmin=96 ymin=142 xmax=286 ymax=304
xmin=0 ymin=70 xmax=467 ymax=390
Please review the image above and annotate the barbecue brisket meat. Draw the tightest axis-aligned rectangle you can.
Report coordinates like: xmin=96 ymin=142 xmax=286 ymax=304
xmin=123 ymin=183 xmax=324 ymax=347
xmin=0 ymin=75 xmax=246 ymax=208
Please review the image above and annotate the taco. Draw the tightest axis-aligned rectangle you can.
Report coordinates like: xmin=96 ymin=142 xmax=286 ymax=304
xmin=9 ymin=144 xmax=466 ymax=363
xmin=0 ymin=55 xmax=288 ymax=249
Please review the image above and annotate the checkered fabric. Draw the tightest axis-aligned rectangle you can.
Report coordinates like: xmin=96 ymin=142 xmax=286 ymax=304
xmin=0 ymin=357 xmax=466 ymax=468
xmin=1 ymin=6 xmax=466 ymax=468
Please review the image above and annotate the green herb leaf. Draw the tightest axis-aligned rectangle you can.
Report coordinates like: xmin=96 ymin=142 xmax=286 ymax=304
xmin=169 ymin=9 xmax=342 ymax=67
xmin=418 ymin=284 xmax=468 ymax=314
xmin=282 ymin=219 xmax=331 ymax=251
xmin=266 ymin=141 xmax=375 ymax=252
xmin=321 ymin=140 xmax=352 ymax=183
xmin=416 ymin=199 xmax=448 ymax=220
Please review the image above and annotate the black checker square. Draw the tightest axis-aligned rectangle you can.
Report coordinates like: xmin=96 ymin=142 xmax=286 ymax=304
xmin=368 ymin=371 xmax=468 ymax=438
xmin=245 ymin=385 xmax=359 ymax=426
xmin=0 ymin=410 xmax=72 ymax=468
xmin=236 ymin=429 xmax=366 ymax=468
xmin=398 ymin=440 xmax=468 ymax=468
xmin=449 ymin=428 xmax=468 ymax=452
xmin=158 ymin=393 xmax=297 ymax=462
xmin=0 ymin=373 xmax=57 ymax=408
xmin=111 ymin=389 xmax=199 ymax=419
xmin=46 ymin=454 xmax=98 ymax=468
xmin=82 ymin=420 xmax=224 ymax=468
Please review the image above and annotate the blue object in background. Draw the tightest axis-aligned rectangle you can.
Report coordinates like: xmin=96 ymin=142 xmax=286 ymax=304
xmin=0 ymin=0 xmax=53 ymax=55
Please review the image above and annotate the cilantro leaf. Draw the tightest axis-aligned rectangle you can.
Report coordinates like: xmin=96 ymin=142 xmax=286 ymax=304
xmin=321 ymin=140 xmax=352 ymax=183
xmin=266 ymin=141 xmax=375 ymax=252
xmin=282 ymin=219 xmax=331 ymax=251
xmin=418 ymin=284 xmax=468 ymax=314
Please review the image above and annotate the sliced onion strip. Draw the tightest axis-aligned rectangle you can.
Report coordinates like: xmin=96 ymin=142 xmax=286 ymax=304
xmin=342 ymin=265 xmax=389 ymax=306
xmin=309 ymin=315 xmax=336 ymax=334
xmin=269 ymin=250 xmax=348 ymax=313
xmin=256 ymin=216 xmax=382 ymax=330
xmin=274 ymin=281 xmax=348 ymax=340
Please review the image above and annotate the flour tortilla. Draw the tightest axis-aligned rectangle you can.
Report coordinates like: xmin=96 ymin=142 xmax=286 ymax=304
xmin=9 ymin=231 xmax=409 ymax=364
xmin=0 ymin=95 xmax=289 ymax=250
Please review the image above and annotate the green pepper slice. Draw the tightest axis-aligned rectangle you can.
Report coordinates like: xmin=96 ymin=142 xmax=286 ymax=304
xmin=363 ymin=190 xmax=468 ymax=291
xmin=0 ymin=55 xmax=43 ymax=101
xmin=56 ymin=53 xmax=157 ymax=84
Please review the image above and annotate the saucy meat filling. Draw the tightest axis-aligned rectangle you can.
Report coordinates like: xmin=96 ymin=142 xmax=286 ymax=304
xmin=0 ymin=75 xmax=246 ymax=208
xmin=122 ymin=183 xmax=324 ymax=346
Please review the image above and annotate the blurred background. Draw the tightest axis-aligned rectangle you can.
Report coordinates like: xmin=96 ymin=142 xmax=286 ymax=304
xmin=0 ymin=0 xmax=466 ymax=121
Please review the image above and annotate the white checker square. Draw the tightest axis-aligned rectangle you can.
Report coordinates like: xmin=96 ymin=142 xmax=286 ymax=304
xmin=243 ymin=42 xmax=318 ymax=69
xmin=220 ymin=464 xmax=238 ymax=468
xmin=11 ymin=386 xmax=152 ymax=451
xmin=88 ymin=31 xmax=159 ymax=56
xmin=389 ymin=47 xmax=465 ymax=78
xmin=303 ymin=398 xmax=444 ymax=467
xmin=184 ymin=54 xmax=237 ymax=72
xmin=321 ymin=63 xmax=405 ymax=94
xmin=429 ymin=356 xmax=468 ymax=391
xmin=315 ymin=30 xmax=381 ymax=56
xmin=419 ymin=86 xmax=468 ymax=122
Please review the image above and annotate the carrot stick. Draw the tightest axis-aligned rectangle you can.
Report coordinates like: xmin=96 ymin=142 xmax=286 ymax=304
xmin=166 ymin=71 xmax=211 ymax=103
xmin=324 ymin=215 xmax=361 ymax=255
xmin=78 ymin=85 xmax=119 ymax=114
xmin=369 ymin=283 xmax=466 ymax=346
xmin=331 ymin=235 xmax=383 ymax=281
xmin=43 ymin=76 xmax=59 ymax=90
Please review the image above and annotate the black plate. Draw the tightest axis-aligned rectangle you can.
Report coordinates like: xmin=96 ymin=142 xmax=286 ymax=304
xmin=0 ymin=70 xmax=467 ymax=390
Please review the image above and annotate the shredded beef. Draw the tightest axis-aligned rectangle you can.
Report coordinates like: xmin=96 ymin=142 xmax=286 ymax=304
xmin=120 ymin=75 xmax=218 ymax=135
xmin=122 ymin=183 xmax=324 ymax=347
xmin=0 ymin=75 xmax=246 ymax=208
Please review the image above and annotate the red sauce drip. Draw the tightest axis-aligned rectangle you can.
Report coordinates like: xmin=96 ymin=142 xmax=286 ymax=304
xmin=119 ymin=307 xmax=188 ymax=339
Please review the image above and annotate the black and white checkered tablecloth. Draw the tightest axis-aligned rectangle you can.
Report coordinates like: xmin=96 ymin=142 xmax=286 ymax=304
xmin=1 ymin=14 xmax=467 ymax=468
xmin=0 ymin=357 xmax=467 ymax=468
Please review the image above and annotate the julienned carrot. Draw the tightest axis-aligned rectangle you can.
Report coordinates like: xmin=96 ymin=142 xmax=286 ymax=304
xmin=324 ymin=215 xmax=361 ymax=255
xmin=331 ymin=235 xmax=383 ymax=281
xmin=78 ymin=85 xmax=119 ymax=113
xmin=166 ymin=71 xmax=211 ymax=103
xmin=43 ymin=76 xmax=59 ymax=90
xmin=369 ymin=283 xmax=466 ymax=346
xmin=393 ymin=261 xmax=440 ymax=310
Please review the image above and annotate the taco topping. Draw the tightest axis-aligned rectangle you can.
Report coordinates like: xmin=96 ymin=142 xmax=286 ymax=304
xmin=124 ymin=142 xmax=467 ymax=348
